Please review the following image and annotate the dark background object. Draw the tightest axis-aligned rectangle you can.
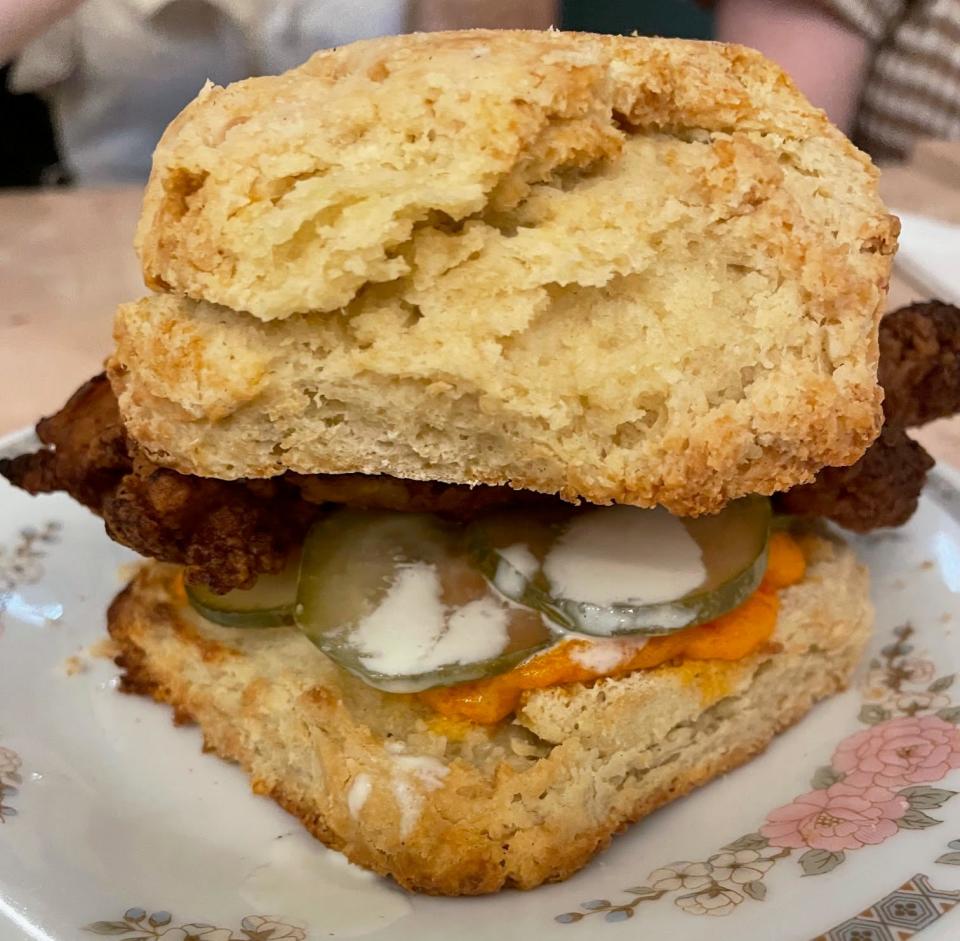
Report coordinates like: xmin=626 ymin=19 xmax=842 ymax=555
xmin=0 ymin=64 xmax=66 ymax=187
xmin=562 ymin=0 xmax=713 ymax=39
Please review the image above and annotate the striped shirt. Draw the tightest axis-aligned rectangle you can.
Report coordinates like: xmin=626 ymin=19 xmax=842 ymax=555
xmin=815 ymin=0 xmax=960 ymax=160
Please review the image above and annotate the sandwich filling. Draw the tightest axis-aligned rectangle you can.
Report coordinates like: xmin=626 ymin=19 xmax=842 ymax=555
xmin=172 ymin=523 xmax=805 ymax=724
xmin=419 ymin=530 xmax=806 ymax=724
xmin=2 ymin=303 xmax=958 ymax=725
xmin=181 ymin=494 xmax=771 ymax=689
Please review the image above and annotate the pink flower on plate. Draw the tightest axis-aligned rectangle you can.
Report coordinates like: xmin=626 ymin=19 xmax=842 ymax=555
xmin=761 ymin=783 xmax=907 ymax=851
xmin=833 ymin=715 xmax=960 ymax=789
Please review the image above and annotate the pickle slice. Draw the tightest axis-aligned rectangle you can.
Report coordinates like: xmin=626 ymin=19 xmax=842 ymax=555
xmin=186 ymin=559 xmax=299 ymax=628
xmin=295 ymin=509 xmax=557 ymax=693
xmin=469 ymin=496 xmax=771 ymax=637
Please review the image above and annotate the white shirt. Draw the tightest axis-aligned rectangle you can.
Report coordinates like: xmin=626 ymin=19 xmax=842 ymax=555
xmin=12 ymin=0 xmax=409 ymax=184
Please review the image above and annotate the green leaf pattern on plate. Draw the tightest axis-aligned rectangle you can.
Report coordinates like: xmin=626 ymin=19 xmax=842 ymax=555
xmin=0 ymin=524 xmax=61 ymax=824
xmin=84 ymin=911 xmax=305 ymax=941
xmin=0 ymin=521 xmax=60 ymax=638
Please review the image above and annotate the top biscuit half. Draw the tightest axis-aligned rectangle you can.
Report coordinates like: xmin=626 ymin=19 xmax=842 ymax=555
xmin=114 ymin=30 xmax=897 ymax=514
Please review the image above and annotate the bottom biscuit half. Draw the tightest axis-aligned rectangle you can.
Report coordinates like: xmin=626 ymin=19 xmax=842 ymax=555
xmin=108 ymin=534 xmax=871 ymax=895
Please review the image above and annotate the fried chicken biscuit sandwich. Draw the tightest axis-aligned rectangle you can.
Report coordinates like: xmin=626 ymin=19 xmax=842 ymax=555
xmin=8 ymin=29 xmax=940 ymax=895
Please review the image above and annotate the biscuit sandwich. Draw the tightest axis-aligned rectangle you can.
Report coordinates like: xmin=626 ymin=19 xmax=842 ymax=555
xmin=11 ymin=29 xmax=960 ymax=897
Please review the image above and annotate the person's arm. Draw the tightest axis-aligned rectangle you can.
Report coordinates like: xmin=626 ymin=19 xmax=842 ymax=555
xmin=714 ymin=0 xmax=871 ymax=133
xmin=0 ymin=0 xmax=84 ymax=63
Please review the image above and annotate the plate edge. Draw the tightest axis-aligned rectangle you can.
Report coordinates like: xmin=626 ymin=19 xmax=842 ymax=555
xmin=0 ymin=426 xmax=40 ymax=461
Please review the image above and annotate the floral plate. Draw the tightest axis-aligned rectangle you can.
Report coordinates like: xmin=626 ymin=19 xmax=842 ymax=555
xmin=3 ymin=426 xmax=960 ymax=941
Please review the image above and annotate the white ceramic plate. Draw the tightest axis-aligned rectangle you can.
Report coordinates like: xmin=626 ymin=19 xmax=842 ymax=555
xmin=3 ymin=426 xmax=960 ymax=941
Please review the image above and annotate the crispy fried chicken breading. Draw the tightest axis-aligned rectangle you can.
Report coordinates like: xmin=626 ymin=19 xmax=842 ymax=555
xmin=1 ymin=374 xmax=129 ymax=513
xmin=879 ymin=301 xmax=960 ymax=428
xmin=774 ymin=427 xmax=935 ymax=532
xmin=3 ymin=302 xmax=958 ymax=588
xmin=773 ymin=301 xmax=960 ymax=530
xmin=103 ymin=457 xmax=319 ymax=592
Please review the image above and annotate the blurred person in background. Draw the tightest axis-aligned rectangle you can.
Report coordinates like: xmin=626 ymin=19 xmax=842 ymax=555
xmin=0 ymin=0 xmax=556 ymax=186
xmin=1 ymin=0 xmax=409 ymax=185
xmin=715 ymin=0 xmax=960 ymax=162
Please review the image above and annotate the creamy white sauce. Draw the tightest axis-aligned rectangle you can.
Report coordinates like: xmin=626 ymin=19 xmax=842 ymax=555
xmin=543 ymin=506 xmax=706 ymax=608
xmin=348 ymin=563 xmax=511 ymax=677
xmin=347 ymin=773 xmax=372 ymax=819
xmin=392 ymin=753 xmax=448 ymax=790
xmin=383 ymin=748 xmax=449 ymax=838
xmin=569 ymin=602 xmax=698 ymax=635
xmin=392 ymin=778 xmax=422 ymax=839
xmin=241 ymin=831 xmax=412 ymax=936
xmin=568 ymin=636 xmax=650 ymax=673
xmin=493 ymin=544 xmax=540 ymax=597
xmin=501 ymin=544 xmax=540 ymax=578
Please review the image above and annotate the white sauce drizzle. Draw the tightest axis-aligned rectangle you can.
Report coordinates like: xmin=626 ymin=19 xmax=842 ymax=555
xmin=392 ymin=753 xmax=449 ymax=790
xmin=568 ymin=636 xmax=650 ymax=673
xmin=543 ymin=506 xmax=706 ymax=608
xmin=493 ymin=544 xmax=540 ymax=598
xmin=501 ymin=544 xmax=540 ymax=578
xmin=347 ymin=773 xmax=371 ymax=819
xmin=386 ymin=750 xmax=449 ymax=838
xmin=349 ymin=563 xmax=510 ymax=677
xmin=241 ymin=831 xmax=412 ymax=934
xmin=573 ymin=603 xmax=698 ymax=634
xmin=392 ymin=779 xmax=422 ymax=839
